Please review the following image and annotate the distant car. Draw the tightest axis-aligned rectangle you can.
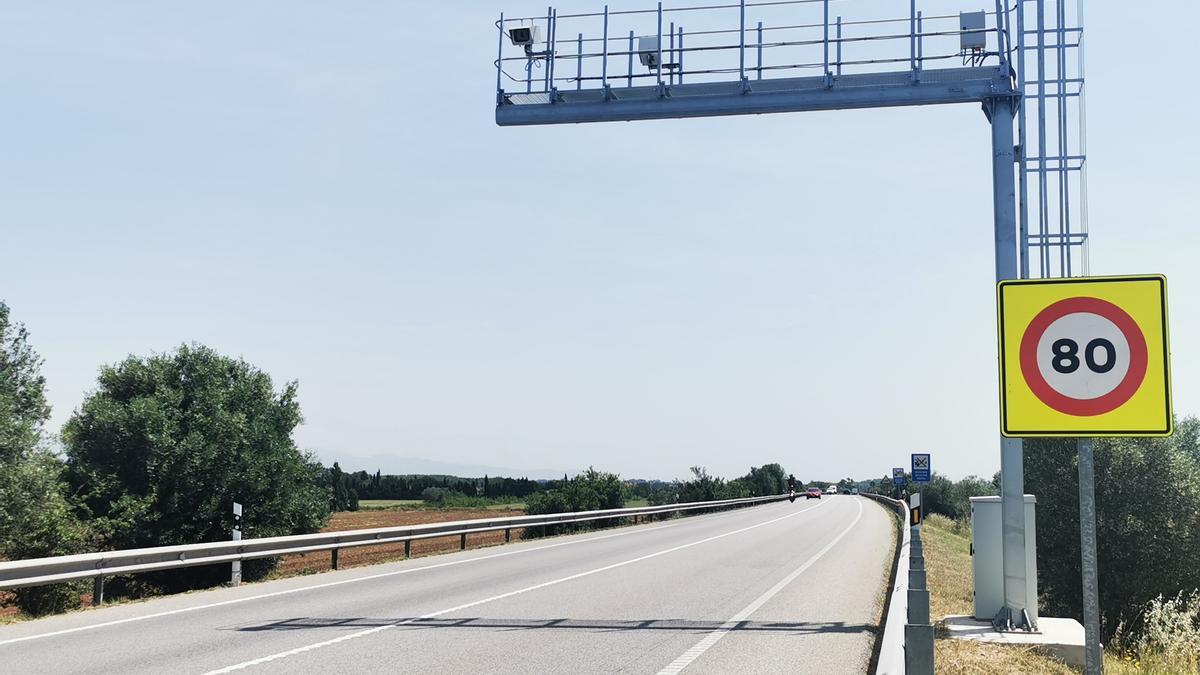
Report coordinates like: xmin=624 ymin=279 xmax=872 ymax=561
xmin=825 ymin=485 xmax=838 ymax=495
xmin=851 ymin=488 xmax=859 ymax=495
xmin=806 ymin=488 xmax=822 ymax=499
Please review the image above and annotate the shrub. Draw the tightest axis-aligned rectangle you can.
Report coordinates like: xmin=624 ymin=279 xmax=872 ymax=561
xmin=0 ymin=451 xmax=88 ymax=615
xmin=62 ymin=344 xmax=331 ymax=592
xmin=1110 ymin=590 xmax=1200 ymax=671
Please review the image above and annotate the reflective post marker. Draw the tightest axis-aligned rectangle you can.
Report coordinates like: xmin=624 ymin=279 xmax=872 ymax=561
xmin=1077 ymin=438 xmax=1101 ymax=675
xmin=231 ymin=502 xmax=243 ymax=586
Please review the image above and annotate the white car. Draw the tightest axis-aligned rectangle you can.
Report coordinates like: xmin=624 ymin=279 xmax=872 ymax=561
xmin=824 ymin=485 xmax=838 ymax=495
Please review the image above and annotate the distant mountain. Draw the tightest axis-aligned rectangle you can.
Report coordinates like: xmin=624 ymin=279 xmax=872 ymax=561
xmin=312 ymin=451 xmax=577 ymax=481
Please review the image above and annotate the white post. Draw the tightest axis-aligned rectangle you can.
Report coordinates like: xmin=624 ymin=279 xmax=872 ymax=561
xmin=231 ymin=502 xmax=243 ymax=586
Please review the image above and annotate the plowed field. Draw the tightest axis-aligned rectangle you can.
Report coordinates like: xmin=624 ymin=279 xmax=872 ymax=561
xmin=276 ymin=508 xmax=527 ymax=575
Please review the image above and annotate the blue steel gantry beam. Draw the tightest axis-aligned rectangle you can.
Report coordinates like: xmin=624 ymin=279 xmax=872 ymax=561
xmin=496 ymin=66 xmax=1014 ymax=125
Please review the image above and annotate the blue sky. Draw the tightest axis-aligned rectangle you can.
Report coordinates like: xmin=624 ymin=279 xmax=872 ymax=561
xmin=2 ymin=2 xmax=1197 ymax=482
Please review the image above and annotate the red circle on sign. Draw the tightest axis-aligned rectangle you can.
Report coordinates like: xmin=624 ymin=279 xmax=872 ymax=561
xmin=1018 ymin=296 xmax=1148 ymax=416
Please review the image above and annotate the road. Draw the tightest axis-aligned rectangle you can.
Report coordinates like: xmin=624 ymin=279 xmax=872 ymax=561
xmin=0 ymin=496 xmax=895 ymax=674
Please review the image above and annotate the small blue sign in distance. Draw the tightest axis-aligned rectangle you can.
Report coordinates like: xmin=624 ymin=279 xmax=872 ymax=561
xmin=892 ymin=467 xmax=905 ymax=486
xmin=911 ymin=453 xmax=931 ymax=483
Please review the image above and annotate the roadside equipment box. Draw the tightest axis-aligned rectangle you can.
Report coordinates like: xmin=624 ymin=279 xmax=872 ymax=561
xmin=969 ymin=495 xmax=1038 ymax=624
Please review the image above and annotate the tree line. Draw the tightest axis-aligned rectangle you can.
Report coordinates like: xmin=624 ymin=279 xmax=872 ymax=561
xmin=325 ymin=463 xmax=549 ymax=512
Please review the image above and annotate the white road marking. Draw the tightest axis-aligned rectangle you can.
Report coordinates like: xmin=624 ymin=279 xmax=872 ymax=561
xmin=655 ymin=498 xmax=864 ymax=675
xmin=0 ymin=501 xmax=799 ymax=648
xmin=202 ymin=500 xmax=831 ymax=674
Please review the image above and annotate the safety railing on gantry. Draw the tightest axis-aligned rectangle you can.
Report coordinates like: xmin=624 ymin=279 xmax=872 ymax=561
xmin=495 ymin=1 xmax=1014 ymax=104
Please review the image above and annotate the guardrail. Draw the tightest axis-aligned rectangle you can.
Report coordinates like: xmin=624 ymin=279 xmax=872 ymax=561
xmin=0 ymin=494 xmax=788 ymax=598
xmin=863 ymin=493 xmax=911 ymax=675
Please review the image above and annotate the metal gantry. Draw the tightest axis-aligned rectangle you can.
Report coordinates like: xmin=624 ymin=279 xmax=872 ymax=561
xmin=494 ymin=0 xmax=1087 ymax=282
xmin=493 ymin=0 xmax=1089 ymax=649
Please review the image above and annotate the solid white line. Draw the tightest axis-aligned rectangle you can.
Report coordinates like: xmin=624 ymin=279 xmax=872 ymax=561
xmin=0 ymin=501 xmax=797 ymax=648
xmin=0 ymin=499 xmax=806 ymax=648
xmin=655 ymin=498 xmax=864 ymax=675
xmin=201 ymin=500 xmax=831 ymax=674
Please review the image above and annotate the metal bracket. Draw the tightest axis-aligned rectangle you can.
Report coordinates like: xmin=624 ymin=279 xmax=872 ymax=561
xmin=740 ymin=77 xmax=751 ymax=95
xmin=823 ymin=72 xmax=834 ymax=89
xmin=602 ymin=84 xmax=614 ymax=101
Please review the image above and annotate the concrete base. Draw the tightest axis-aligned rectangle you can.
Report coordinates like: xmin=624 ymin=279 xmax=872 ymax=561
xmin=942 ymin=615 xmax=1086 ymax=668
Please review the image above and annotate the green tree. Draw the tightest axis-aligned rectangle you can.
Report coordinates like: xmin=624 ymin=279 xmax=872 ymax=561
xmin=524 ymin=467 xmax=627 ymax=535
xmin=0 ymin=301 xmax=86 ymax=615
xmin=1025 ymin=422 xmax=1200 ymax=640
xmin=62 ymin=344 xmax=331 ymax=591
xmin=745 ymin=463 xmax=787 ymax=496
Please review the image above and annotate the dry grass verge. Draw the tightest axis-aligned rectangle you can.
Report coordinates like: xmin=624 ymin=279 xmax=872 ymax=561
xmin=923 ymin=514 xmax=1076 ymax=673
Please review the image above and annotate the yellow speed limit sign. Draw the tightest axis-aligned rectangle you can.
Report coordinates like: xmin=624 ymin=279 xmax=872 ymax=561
xmin=997 ymin=275 xmax=1172 ymax=437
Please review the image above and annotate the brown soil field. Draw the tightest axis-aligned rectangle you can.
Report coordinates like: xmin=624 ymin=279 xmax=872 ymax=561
xmin=276 ymin=508 xmax=527 ymax=576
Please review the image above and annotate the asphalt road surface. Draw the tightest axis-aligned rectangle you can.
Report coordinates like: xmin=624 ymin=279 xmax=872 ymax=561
xmin=0 ymin=496 xmax=895 ymax=674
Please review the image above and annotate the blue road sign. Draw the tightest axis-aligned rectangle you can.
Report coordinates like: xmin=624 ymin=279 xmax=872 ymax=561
xmin=892 ymin=467 xmax=905 ymax=486
xmin=912 ymin=453 xmax=931 ymax=483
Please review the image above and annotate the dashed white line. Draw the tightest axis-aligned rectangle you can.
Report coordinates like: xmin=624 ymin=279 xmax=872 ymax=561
xmin=201 ymin=500 xmax=831 ymax=674
xmin=655 ymin=498 xmax=864 ymax=674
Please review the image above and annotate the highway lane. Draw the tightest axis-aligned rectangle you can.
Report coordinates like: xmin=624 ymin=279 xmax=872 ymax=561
xmin=0 ymin=496 xmax=895 ymax=674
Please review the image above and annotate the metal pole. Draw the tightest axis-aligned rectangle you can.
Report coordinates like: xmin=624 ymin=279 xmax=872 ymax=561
xmin=678 ymin=27 xmax=684 ymax=84
xmin=990 ymin=95 xmax=1031 ymax=631
xmin=92 ymin=576 xmax=104 ymax=606
xmin=669 ymin=21 xmax=675 ymax=85
xmin=836 ymin=16 xmax=842 ymax=77
xmin=496 ymin=13 xmax=505 ymax=104
xmin=1016 ymin=0 xmax=1030 ymax=279
xmin=994 ymin=0 xmax=1008 ymax=71
xmin=544 ymin=7 xmax=553 ymax=93
xmin=577 ymin=33 xmax=583 ymax=90
xmin=917 ymin=11 xmax=923 ymax=71
xmin=739 ymin=0 xmax=746 ymax=83
xmin=548 ymin=9 xmax=558 ymax=94
xmin=1056 ymin=0 xmax=1070 ymax=276
xmin=823 ymin=0 xmax=829 ymax=77
xmin=656 ymin=2 xmax=664 ymax=87
xmin=756 ymin=21 xmax=763 ymax=80
xmin=1036 ymin=0 xmax=1049 ymax=275
xmin=909 ymin=0 xmax=916 ymax=73
xmin=602 ymin=5 xmax=609 ymax=90
xmin=627 ymin=31 xmax=634 ymax=88
xmin=1078 ymin=438 xmax=1102 ymax=675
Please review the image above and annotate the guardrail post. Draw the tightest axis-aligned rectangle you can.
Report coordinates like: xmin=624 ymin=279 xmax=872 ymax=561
xmin=92 ymin=575 xmax=104 ymax=606
xmin=505 ymin=528 xmax=511 ymax=543
xmin=404 ymin=540 xmax=412 ymax=558
xmin=331 ymin=548 xmax=339 ymax=571
xmin=907 ymin=588 xmax=931 ymax=624
xmin=904 ymin=623 xmax=935 ymax=674
xmin=460 ymin=533 xmax=467 ymax=550
xmin=909 ymin=568 xmax=927 ymax=589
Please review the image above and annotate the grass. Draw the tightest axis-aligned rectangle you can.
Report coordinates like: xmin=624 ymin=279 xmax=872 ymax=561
xmin=484 ymin=501 xmax=526 ymax=510
xmin=922 ymin=513 xmax=1190 ymax=674
xmin=922 ymin=513 xmax=1077 ymax=673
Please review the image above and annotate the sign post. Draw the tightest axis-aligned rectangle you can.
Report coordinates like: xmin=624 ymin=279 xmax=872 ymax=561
xmin=911 ymin=454 xmax=930 ymax=531
xmin=892 ymin=468 xmax=905 ymax=500
xmin=998 ymin=274 xmax=1172 ymax=673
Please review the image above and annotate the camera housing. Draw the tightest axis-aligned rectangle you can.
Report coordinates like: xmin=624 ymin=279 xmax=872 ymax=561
xmin=508 ymin=25 xmax=542 ymax=47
